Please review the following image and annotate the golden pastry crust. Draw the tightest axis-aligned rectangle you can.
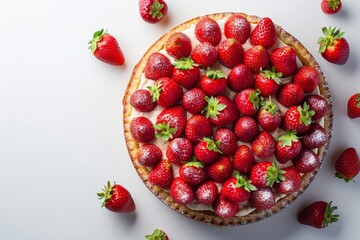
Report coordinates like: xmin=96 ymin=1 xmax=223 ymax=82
xmin=123 ymin=12 xmax=333 ymax=226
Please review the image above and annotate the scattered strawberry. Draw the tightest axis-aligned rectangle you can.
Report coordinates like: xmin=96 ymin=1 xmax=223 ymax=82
xmin=227 ymin=64 xmax=255 ymax=92
xmin=321 ymin=0 xmax=342 ymax=14
xmin=170 ymin=177 xmax=195 ymax=205
xmin=257 ymin=98 xmax=282 ymax=132
xmin=172 ymin=57 xmax=200 ymax=89
xmin=273 ymin=167 xmax=302 ymax=194
xmin=318 ymin=26 xmax=349 ymax=65
xmin=234 ymin=88 xmax=263 ymax=116
xmin=277 ymin=83 xmax=304 ymax=108
xmin=130 ymin=116 xmax=155 ymax=143
xmin=148 ymin=159 xmax=174 ymax=189
xmin=200 ymin=69 xmax=227 ymax=96
xmin=139 ymin=0 xmax=168 ymax=24
xmin=88 ymin=29 xmax=125 ymax=66
xmin=270 ymin=46 xmax=298 ymax=77
xmin=144 ymin=52 xmax=173 ymax=80
xmin=179 ymin=160 xmax=205 ymax=185
xmin=130 ymin=89 xmax=157 ymax=112
xmin=145 ymin=229 xmax=169 ymax=240
xmin=254 ymin=67 xmax=282 ymax=97
xmin=250 ymin=161 xmax=285 ymax=188
xmin=155 ymin=105 xmax=186 ymax=141
xmin=335 ymin=147 xmax=360 ymax=182
xmin=185 ymin=115 xmax=213 ymax=143
xmin=97 ymin=181 xmax=136 ymax=213
xmin=202 ymin=96 xmax=239 ymax=126
xmin=298 ymin=201 xmax=339 ymax=229
xmin=275 ymin=130 xmax=302 ymax=164
xmin=165 ymin=32 xmax=192 ymax=59
xmin=224 ymin=14 xmax=251 ymax=44
xmin=250 ymin=187 xmax=275 ymax=210
xmin=305 ymin=94 xmax=328 ymax=121
xmin=301 ymin=123 xmax=328 ymax=149
xmin=221 ymin=171 xmax=257 ymax=203
xmin=205 ymin=155 xmax=233 ymax=183
xmin=196 ymin=181 xmax=219 ymax=205
xmin=283 ymin=102 xmax=315 ymax=134
xmin=347 ymin=93 xmax=360 ymax=119
xmin=250 ymin=17 xmax=277 ymax=49
xmin=243 ymin=45 xmax=270 ymax=73
xmin=292 ymin=149 xmax=321 ymax=173
xmin=194 ymin=137 xmax=221 ymax=164
xmin=166 ymin=137 xmax=193 ymax=165
xmin=148 ymin=77 xmax=183 ymax=108
xmin=182 ymin=88 xmax=207 ymax=115
xmin=292 ymin=66 xmax=320 ymax=93
xmin=214 ymin=196 xmax=239 ymax=219
xmin=191 ymin=42 xmax=218 ymax=67
xmin=251 ymin=131 xmax=276 ymax=159
xmin=137 ymin=143 xmax=162 ymax=166
xmin=233 ymin=116 xmax=259 ymax=142
xmin=217 ymin=38 xmax=245 ymax=68
xmin=214 ymin=128 xmax=237 ymax=156
xmin=233 ymin=145 xmax=256 ymax=175
xmin=195 ymin=17 xmax=221 ymax=46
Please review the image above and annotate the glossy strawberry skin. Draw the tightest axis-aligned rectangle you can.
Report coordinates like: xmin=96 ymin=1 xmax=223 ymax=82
xmin=205 ymin=156 xmax=233 ymax=183
xmin=139 ymin=0 xmax=168 ymax=24
xmin=277 ymin=83 xmax=304 ymax=108
xmin=250 ymin=187 xmax=275 ymax=210
xmin=195 ymin=17 xmax=221 ymax=46
xmin=152 ymin=77 xmax=183 ymax=108
xmin=130 ymin=116 xmax=155 ymax=143
xmin=207 ymin=96 xmax=239 ymax=127
xmin=137 ymin=143 xmax=162 ymax=166
xmin=200 ymin=74 xmax=227 ymax=96
xmin=321 ymin=0 xmax=342 ymax=15
xmin=298 ymin=201 xmax=338 ymax=228
xmin=182 ymin=88 xmax=207 ymax=115
xmin=98 ymin=182 xmax=136 ymax=213
xmin=170 ymin=177 xmax=195 ymax=205
xmin=156 ymin=105 xmax=186 ymax=140
xmin=283 ymin=105 xmax=312 ymax=134
xmin=305 ymin=94 xmax=328 ymax=121
xmin=275 ymin=135 xmax=302 ymax=164
xmin=221 ymin=177 xmax=251 ymax=203
xmin=194 ymin=140 xmax=219 ymax=164
xmin=165 ymin=32 xmax=192 ymax=59
xmin=335 ymin=147 xmax=360 ymax=181
xmin=292 ymin=66 xmax=320 ymax=93
xmin=173 ymin=66 xmax=200 ymax=89
xmin=250 ymin=17 xmax=277 ymax=49
xmin=233 ymin=145 xmax=256 ymax=175
xmin=347 ymin=93 xmax=360 ymax=119
xmin=166 ymin=137 xmax=193 ymax=165
xmin=185 ymin=115 xmax=213 ymax=143
xmin=195 ymin=180 xmax=219 ymax=205
xmin=301 ymin=123 xmax=328 ymax=149
xmin=273 ymin=167 xmax=302 ymax=194
xmin=234 ymin=89 xmax=262 ymax=116
xmin=243 ymin=45 xmax=270 ymax=73
xmin=249 ymin=161 xmax=272 ymax=188
xmin=217 ymin=38 xmax=245 ymax=68
xmin=254 ymin=72 xmax=280 ymax=97
xmin=257 ymin=107 xmax=282 ymax=132
xmin=224 ymin=14 xmax=251 ymax=44
xmin=214 ymin=196 xmax=239 ymax=219
xmin=130 ymin=89 xmax=157 ymax=112
xmin=233 ymin=116 xmax=259 ymax=142
xmin=270 ymin=46 xmax=298 ymax=77
xmin=144 ymin=52 xmax=173 ymax=80
xmin=321 ymin=38 xmax=349 ymax=65
xmin=292 ymin=149 xmax=320 ymax=173
xmin=251 ymin=131 xmax=275 ymax=159
xmin=227 ymin=64 xmax=255 ymax=92
xmin=148 ymin=159 xmax=174 ymax=189
xmin=191 ymin=42 xmax=218 ymax=67
xmin=179 ymin=163 xmax=205 ymax=185
xmin=214 ymin=128 xmax=237 ymax=156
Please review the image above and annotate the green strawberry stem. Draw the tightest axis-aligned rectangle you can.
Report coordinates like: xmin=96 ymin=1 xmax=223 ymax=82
xmin=317 ymin=26 xmax=345 ymax=53
xmin=97 ymin=181 xmax=115 ymax=207
xmin=202 ymin=137 xmax=222 ymax=153
xmin=298 ymin=102 xmax=315 ymax=126
xmin=184 ymin=160 xmax=204 ymax=168
xmin=145 ymin=228 xmax=168 ymax=240
xmin=322 ymin=201 xmax=339 ymax=228
xmin=202 ymin=96 xmax=226 ymax=120
xmin=278 ymin=130 xmax=299 ymax=147
xmin=234 ymin=171 xmax=257 ymax=192
xmin=266 ymin=162 xmax=285 ymax=187
xmin=335 ymin=172 xmax=355 ymax=183
xmin=261 ymin=96 xmax=279 ymax=115
xmin=173 ymin=57 xmax=198 ymax=70
xmin=260 ymin=67 xmax=282 ymax=84
xmin=206 ymin=68 xmax=226 ymax=80
xmin=147 ymin=83 xmax=163 ymax=102
xmin=154 ymin=122 xmax=177 ymax=141
xmin=150 ymin=0 xmax=165 ymax=20
xmin=328 ymin=0 xmax=341 ymax=11
xmin=88 ymin=28 xmax=107 ymax=53
xmin=250 ymin=89 xmax=263 ymax=110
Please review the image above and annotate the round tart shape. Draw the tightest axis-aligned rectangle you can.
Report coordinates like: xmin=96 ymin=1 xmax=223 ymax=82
xmin=123 ymin=12 xmax=333 ymax=226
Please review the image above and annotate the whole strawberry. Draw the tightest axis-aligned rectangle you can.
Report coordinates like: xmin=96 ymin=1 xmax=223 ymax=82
xmin=305 ymin=94 xmax=328 ymax=121
xmin=243 ymin=45 xmax=270 ymax=73
xmin=335 ymin=147 xmax=360 ymax=182
xmin=182 ymin=88 xmax=207 ymax=115
xmin=214 ymin=196 xmax=239 ymax=219
xmin=250 ymin=187 xmax=275 ymax=210
xmin=233 ymin=116 xmax=259 ymax=142
xmin=292 ymin=66 xmax=321 ymax=93
xmin=202 ymin=96 xmax=239 ymax=127
xmin=220 ymin=171 xmax=257 ymax=203
xmin=145 ymin=52 xmax=173 ymax=80
xmin=130 ymin=116 xmax=155 ymax=143
xmin=270 ymin=46 xmax=298 ymax=77
xmin=233 ymin=145 xmax=256 ymax=175
xmin=139 ymin=0 xmax=168 ymax=24
xmin=254 ymin=67 xmax=282 ymax=97
xmin=217 ymin=38 xmax=244 ymax=68
xmin=292 ymin=149 xmax=321 ymax=173
xmin=298 ymin=201 xmax=339 ymax=229
xmin=214 ymin=128 xmax=237 ymax=156
xmin=250 ymin=17 xmax=277 ymax=49
xmin=301 ymin=123 xmax=328 ymax=149
xmin=185 ymin=115 xmax=213 ymax=143
xmin=166 ymin=137 xmax=193 ymax=165
xmin=155 ymin=105 xmax=186 ymax=141
xmin=97 ymin=181 xmax=135 ymax=213
xmin=251 ymin=131 xmax=276 ymax=159
xmin=170 ymin=177 xmax=195 ymax=205
xmin=234 ymin=88 xmax=263 ymax=116
xmin=165 ymin=32 xmax=192 ymax=59
xmin=227 ymin=64 xmax=255 ymax=92
xmin=179 ymin=160 xmax=205 ymax=185
xmin=88 ymin=29 xmax=125 ymax=66
xmin=195 ymin=17 xmax=221 ymax=46
xmin=173 ymin=57 xmax=200 ymax=89
xmin=205 ymin=156 xmax=233 ymax=183
xmin=137 ymin=143 xmax=162 ymax=166
xmin=130 ymin=89 xmax=157 ymax=112
xmin=200 ymin=69 xmax=227 ymax=96
xmin=277 ymin=83 xmax=304 ymax=108
xmin=145 ymin=229 xmax=169 ymax=240
xmin=148 ymin=159 xmax=174 ymax=189
xmin=194 ymin=137 xmax=221 ymax=164
xmin=224 ymin=14 xmax=251 ymax=44
xmin=191 ymin=42 xmax=218 ymax=67
xmin=318 ymin=26 xmax=349 ymax=65
xmin=275 ymin=130 xmax=302 ymax=164
xmin=273 ymin=167 xmax=302 ymax=194
xmin=196 ymin=181 xmax=218 ymax=205
xmin=321 ymin=0 xmax=342 ymax=14
xmin=148 ymin=77 xmax=183 ymax=108
xmin=257 ymin=98 xmax=282 ymax=132
xmin=347 ymin=93 xmax=360 ymax=119
xmin=283 ymin=102 xmax=315 ymax=134
xmin=250 ymin=161 xmax=285 ymax=188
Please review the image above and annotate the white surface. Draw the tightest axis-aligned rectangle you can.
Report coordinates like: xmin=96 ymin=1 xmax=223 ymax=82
xmin=1 ymin=0 xmax=360 ymax=239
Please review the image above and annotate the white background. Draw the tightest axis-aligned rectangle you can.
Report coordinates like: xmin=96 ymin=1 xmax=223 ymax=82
xmin=1 ymin=0 xmax=360 ymax=239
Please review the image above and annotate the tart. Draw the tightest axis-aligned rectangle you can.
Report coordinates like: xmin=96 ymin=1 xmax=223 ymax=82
xmin=123 ymin=12 xmax=333 ymax=226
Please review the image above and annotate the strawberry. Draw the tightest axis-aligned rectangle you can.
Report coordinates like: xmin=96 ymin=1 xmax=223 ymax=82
xmin=347 ymin=93 xmax=360 ymax=119
xmin=214 ymin=196 xmax=239 ymax=219
xmin=250 ymin=17 xmax=277 ymax=49
xmin=145 ymin=229 xmax=169 ymax=240
xmin=335 ymin=147 xmax=360 ymax=182
xmin=277 ymin=83 xmax=304 ymax=108
xmin=305 ymin=94 xmax=328 ymax=121
xmin=195 ymin=17 xmax=221 ymax=46
xmin=166 ymin=137 xmax=193 ymax=165
xmin=283 ymin=102 xmax=315 ymax=134
xmin=293 ymin=66 xmax=321 ymax=93
xmin=170 ymin=177 xmax=195 ymax=205
xmin=233 ymin=116 xmax=259 ymax=142
xmin=97 ymin=181 xmax=135 ymax=213
xmin=130 ymin=89 xmax=157 ymax=112
xmin=250 ymin=161 xmax=285 ymax=188
xmin=254 ymin=67 xmax=282 ymax=97
xmin=257 ymin=98 xmax=282 ymax=132
xmin=298 ymin=201 xmax=339 ymax=228
xmin=148 ymin=159 xmax=174 ymax=189
xmin=196 ymin=181 xmax=219 ymax=205
xmin=292 ymin=149 xmax=321 ymax=173
xmin=172 ymin=57 xmax=200 ymax=89
xmin=250 ymin=187 xmax=275 ymax=210
xmin=182 ymin=88 xmax=207 ymax=115
xmin=270 ymin=46 xmax=298 ymax=77
xmin=233 ymin=145 xmax=256 ymax=175
xmin=88 ymin=29 xmax=125 ymax=66
xmin=227 ymin=64 xmax=255 ymax=92
xmin=191 ymin=42 xmax=218 ymax=67
xmin=155 ymin=105 xmax=186 ymax=141
xmin=234 ymin=88 xmax=263 ymax=116
xmin=179 ymin=160 xmax=205 ymax=185
xmin=318 ymin=26 xmax=349 ymax=65
xmin=185 ymin=115 xmax=213 ymax=143
xmin=205 ymin=156 xmax=233 ymax=183
xmin=221 ymin=171 xmax=257 ymax=203
xmin=214 ymin=128 xmax=237 ymax=156
xmin=243 ymin=45 xmax=270 ymax=73
xmin=137 ymin=143 xmax=162 ymax=167
xmin=321 ymin=0 xmax=342 ymax=14
xmin=251 ymin=131 xmax=276 ymax=159
xmin=224 ymin=14 xmax=251 ymax=44
xmin=144 ymin=52 xmax=173 ymax=80
xmin=273 ymin=167 xmax=302 ymax=194
xmin=165 ymin=32 xmax=192 ymax=59
xmin=200 ymin=69 xmax=227 ymax=96
xmin=194 ymin=137 xmax=221 ymax=164
xmin=301 ymin=123 xmax=328 ymax=149
xmin=130 ymin=116 xmax=155 ymax=143
xmin=275 ymin=130 xmax=302 ymax=164
xmin=217 ymin=38 xmax=245 ymax=68
xmin=202 ymin=96 xmax=239 ymax=126
xmin=148 ymin=77 xmax=183 ymax=108
xmin=139 ymin=0 xmax=168 ymax=24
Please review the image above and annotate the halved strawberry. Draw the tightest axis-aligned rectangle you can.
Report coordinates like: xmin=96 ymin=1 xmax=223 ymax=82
xmin=200 ymin=69 xmax=227 ymax=96
xmin=202 ymin=96 xmax=239 ymax=126
xmin=165 ymin=32 xmax=192 ymax=59
xmin=155 ymin=105 xmax=186 ymax=141
xmin=144 ymin=52 xmax=173 ymax=80
xmin=195 ymin=17 xmax=221 ymax=46
xmin=172 ymin=57 xmax=200 ymax=89
xmin=250 ymin=17 xmax=277 ymax=49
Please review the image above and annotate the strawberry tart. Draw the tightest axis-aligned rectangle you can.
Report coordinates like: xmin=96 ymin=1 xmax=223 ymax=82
xmin=123 ymin=12 xmax=333 ymax=225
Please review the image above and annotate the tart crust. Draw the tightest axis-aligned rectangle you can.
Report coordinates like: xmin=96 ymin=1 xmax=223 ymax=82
xmin=123 ymin=12 xmax=333 ymax=226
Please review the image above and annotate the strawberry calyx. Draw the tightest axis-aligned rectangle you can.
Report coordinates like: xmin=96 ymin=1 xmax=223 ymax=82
xmin=298 ymin=102 xmax=315 ymax=126
xmin=335 ymin=172 xmax=355 ymax=183
xmin=327 ymin=0 xmax=341 ymax=11
xmin=234 ymin=171 xmax=257 ymax=192
xmin=261 ymin=96 xmax=279 ymax=115
xmin=356 ymin=94 xmax=360 ymax=108
xmin=202 ymin=96 xmax=227 ymax=120
xmin=184 ymin=159 xmax=204 ymax=168
xmin=278 ymin=130 xmax=299 ymax=147
xmin=317 ymin=26 xmax=345 ymax=53
xmin=202 ymin=137 xmax=222 ymax=153
xmin=149 ymin=0 xmax=165 ymax=20
xmin=249 ymin=89 xmax=263 ymax=110
xmin=205 ymin=68 xmax=226 ymax=80
xmin=322 ymin=201 xmax=339 ymax=228
xmin=260 ymin=67 xmax=282 ymax=84
xmin=147 ymin=83 xmax=163 ymax=102
xmin=145 ymin=228 xmax=168 ymax=240
xmin=174 ymin=57 xmax=198 ymax=70
xmin=154 ymin=122 xmax=177 ymax=141
xmin=97 ymin=180 xmax=115 ymax=207
xmin=265 ymin=162 xmax=286 ymax=187
xmin=88 ymin=28 xmax=107 ymax=53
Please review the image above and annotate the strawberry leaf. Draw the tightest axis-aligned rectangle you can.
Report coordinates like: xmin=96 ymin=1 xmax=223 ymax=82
xmin=328 ymin=0 xmax=341 ymax=10
xmin=147 ymin=83 xmax=162 ymax=102
xmin=184 ymin=160 xmax=204 ymax=168
xmin=154 ymin=122 xmax=177 ymax=141
xmin=249 ymin=89 xmax=263 ymax=110
xmin=260 ymin=67 xmax=282 ymax=84
xmin=202 ymin=96 xmax=226 ymax=120
xmin=278 ymin=130 xmax=299 ymax=147
xmin=202 ymin=137 xmax=221 ymax=153
xmin=206 ymin=68 xmax=226 ymax=80
xmin=355 ymin=94 xmax=360 ymax=108
xmin=265 ymin=162 xmax=285 ymax=187
xmin=97 ymin=181 xmax=115 ymax=207
xmin=234 ymin=171 xmax=257 ymax=192
xmin=145 ymin=229 xmax=168 ymax=240
xmin=88 ymin=28 xmax=107 ymax=53
xmin=322 ymin=201 xmax=339 ymax=228
xmin=298 ymin=102 xmax=315 ymax=126
xmin=150 ymin=0 xmax=164 ymax=20
xmin=318 ymin=26 xmax=345 ymax=53
xmin=173 ymin=57 xmax=197 ymax=70
xmin=261 ymin=96 xmax=279 ymax=115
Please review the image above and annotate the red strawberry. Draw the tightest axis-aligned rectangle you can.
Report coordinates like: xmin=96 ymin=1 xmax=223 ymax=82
xmin=179 ymin=160 xmax=205 ymax=185
xmin=301 ymin=123 xmax=328 ymax=149
xmin=145 ymin=229 xmax=169 ymax=240
xmin=277 ymin=83 xmax=304 ymax=108
xmin=293 ymin=66 xmax=321 ymax=93
xmin=318 ymin=26 xmax=349 ymax=65
xmin=130 ymin=89 xmax=157 ymax=112
xmin=347 ymin=93 xmax=360 ymax=119
xmin=182 ymin=88 xmax=207 ymax=115
xmin=148 ymin=77 xmax=183 ymax=108
xmin=191 ymin=42 xmax=217 ymax=67
xmin=196 ymin=181 xmax=219 ymax=205
xmin=305 ymin=94 xmax=328 ymax=121
xmin=166 ymin=137 xmax=193 ymax=165
xmin=251 ymin=131 xmax=276 ymax=159
xmin=155 ymin=105 xmax=186 ymax=141
xmin=233 ymin=116 xmax=259 ymax=142
xmin=321 ymin=0 xmax=342 ymax=14
xmin=139 ymin=0 xmax=168 ymax=24
xmin=250 ymin=161 xmax=284 ymax=188
xmin=130 ymin=116 xmax=155 ymax=143
xmin=234 ymin=88 xmax=263 ymax=116
xmin=250 ymin=187 xmax=275 ymax=210
xmin=270 ymin=46 xmax=298 ymax=77
xmin=233 ymin=145 xmax=256 ymax=174
xmin=170 ymin=177 xmax=195 ymax=205
xmin=335 ymin=147 xmax=360 ymax=182
xmin=257 ymin=98 xmax=282 ymax=132
xmin=243 ymin=45 xmax=270 ymax=73
xmin=144 ymin=52 xmax=173 ymax=80
xmin=217 ymin=38 xmax=245 ymax=68
xmin=200 ymin=69 xmax=227 ymax=96
xmin=224 ymin=14 xmax=251 ymax=44
xmin=165 ymin=32 xmax=192 ymax=59
xmin=148 ymin=159 xmax=174 ymax=189
xmin=185 ymin=115 xmax=213 ymax=143
xmin=298 ymin=201 xmax=339 ymax=228
xmin=250 ymin=17 xmax=277 ymax=49
xmin=202 ymin=96 xmax=239 ymax=126
xmin=275 ymin=130 xmax=302 ymax=164
xmin=273 ymin=167 xmax=302 ymax=194
xmin=97 ymin=181 xmax=135 ymax=213
xmin=195 ymin=17 xmax=221 ymax=46
xmin=205 ymin=156 xmax=233 ymax=183
xmin=137 ymin=143 xmax=162 ymax=166
xmin=221 ymin=171 xmax=256 ymax=203
xmin=214 ymin=196 xmax=239 ymax=219
xmin=214 ymin=128 xmax=237 ymax=156
xmin=254 ymin=67 xmax=282 ymax=97
xmin=292 ymin=149 xmax=321 ymax=173
xmin=194 ymin=137 xmax=221 ymax=164
xmin=283 ymin=102 xmax=315 ymax=134
xmin=172 ymin=57 xmax=200 ymax=89
xmin=227 ymin=64 xmax=255 ymax=92
xmin=88 ymin=29 xmax=125 ymax=66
